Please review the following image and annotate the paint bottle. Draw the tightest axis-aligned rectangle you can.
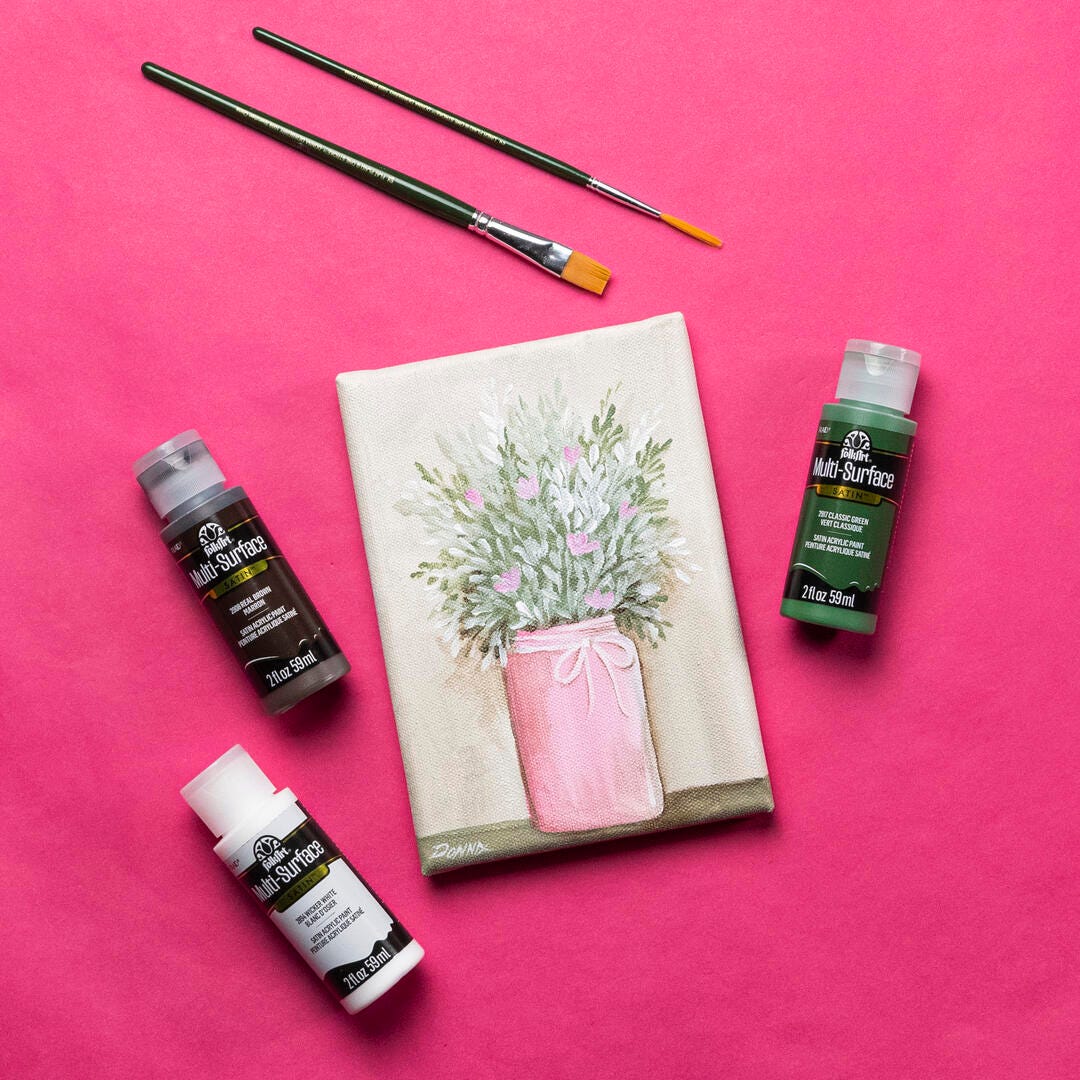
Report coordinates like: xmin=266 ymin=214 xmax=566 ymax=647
xmin=182 ymin=745 xmax=424 ymax=1012
xmin=781 ymin=340 xmax=920 ymax=634
xmin=135 ymin=431 xmax=349 ymax=713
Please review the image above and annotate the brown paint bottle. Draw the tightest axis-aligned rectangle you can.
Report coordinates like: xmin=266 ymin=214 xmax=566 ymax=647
xmin=135 ymin=431 xmax=349 ymax=713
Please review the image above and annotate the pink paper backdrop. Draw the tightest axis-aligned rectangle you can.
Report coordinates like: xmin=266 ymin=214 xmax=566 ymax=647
xmin=2 ymin=3 xmax=1077 ymax=1077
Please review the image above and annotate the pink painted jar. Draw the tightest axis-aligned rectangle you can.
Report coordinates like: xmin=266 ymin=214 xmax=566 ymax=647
xmin=504 ymin=615 xmax=664 ymax=833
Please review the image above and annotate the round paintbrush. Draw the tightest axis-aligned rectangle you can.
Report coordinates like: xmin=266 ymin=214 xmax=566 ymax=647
xmin=253 ymin=28 xmax=721 ymax=247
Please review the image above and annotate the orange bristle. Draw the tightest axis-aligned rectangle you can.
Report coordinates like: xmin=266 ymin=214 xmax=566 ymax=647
xmin=660 ymin=214 xmax=722 ymax=247
xmin=561 ymin=251 xmax=611 ymax=295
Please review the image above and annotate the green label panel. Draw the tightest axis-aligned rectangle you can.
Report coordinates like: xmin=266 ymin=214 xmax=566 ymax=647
xmin=784 ymin=419 xmax=912 ymax=614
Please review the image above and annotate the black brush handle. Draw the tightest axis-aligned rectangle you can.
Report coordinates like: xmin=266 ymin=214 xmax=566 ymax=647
xmin=252 ymin=27 xmax=592 ymax=187
xmin=141 ymin=62 xmax=478 ymax=228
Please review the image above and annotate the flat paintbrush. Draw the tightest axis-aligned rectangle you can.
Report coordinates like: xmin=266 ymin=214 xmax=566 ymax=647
xmin=141 ymin=63 xmax=610 ymax=294
xmin=252 ymin=28 xmax=720 ymax=247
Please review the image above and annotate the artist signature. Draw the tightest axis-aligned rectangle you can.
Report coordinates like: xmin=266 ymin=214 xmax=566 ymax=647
xmin=430 ymin=838 xmax=492 ymax=861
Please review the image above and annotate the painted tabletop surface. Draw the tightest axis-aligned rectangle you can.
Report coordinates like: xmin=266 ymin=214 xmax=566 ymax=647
xmin=2 ymin=3 xmax=1077 ymax=1078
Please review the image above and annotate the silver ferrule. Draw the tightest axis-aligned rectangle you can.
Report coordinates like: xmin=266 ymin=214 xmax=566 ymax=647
xmin=469 ymin=211 xmax=573 ymax=277
xmin=586 ymin=178 xmax=661 ymax=218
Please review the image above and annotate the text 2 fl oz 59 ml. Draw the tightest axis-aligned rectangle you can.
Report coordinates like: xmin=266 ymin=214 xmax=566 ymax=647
xmin=781 ymin=341 xmax=921 ymax=634
xmin=135 ymin=431 xmax=349 ymax=713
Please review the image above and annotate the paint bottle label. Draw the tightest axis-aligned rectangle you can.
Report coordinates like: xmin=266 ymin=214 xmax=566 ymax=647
xmin=783 ymin=418 xmax=912 ymax=616
xmin=166 ymin=497 xmax=343 ymax=699
xmin=224 ymin=801 xmax=414 ymax=1000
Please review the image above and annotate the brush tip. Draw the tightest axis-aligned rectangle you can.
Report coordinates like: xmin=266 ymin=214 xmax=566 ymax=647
xmin=660 ymin=214 xmax=722 ymax=247
xmin=561 ymin=251 xmax=611 ymax=295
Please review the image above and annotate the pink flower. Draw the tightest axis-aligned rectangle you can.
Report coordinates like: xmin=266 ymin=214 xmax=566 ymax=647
xmin=585 ymin=588 xmax=615 ymax=610
xmin=619 ymin=501 xmax=638 ymax=519
xmin=464 ymin=488 xmax=484 ymax=509
xmin=566 ymin=532 xmax=600 ymax=556
xmin=516 ymin=474 xmax=539 ymax=500
xmin=493 ymin=567 xmax=521 ymax=594
xmin=563 ymin=445 xmax=582 ymax=466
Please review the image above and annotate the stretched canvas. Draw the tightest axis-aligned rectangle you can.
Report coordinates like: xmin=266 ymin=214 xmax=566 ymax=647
xmin=337 ymin=313 xmax=772 ymax=874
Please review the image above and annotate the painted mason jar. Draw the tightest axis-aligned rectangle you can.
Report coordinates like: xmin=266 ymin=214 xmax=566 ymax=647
xmin=504 ymin=615 xmax=664 ymax=833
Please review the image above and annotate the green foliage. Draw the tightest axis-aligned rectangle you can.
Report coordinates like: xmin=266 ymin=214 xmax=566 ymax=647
xmin=396 ymin=384 xmax=698 ymax=668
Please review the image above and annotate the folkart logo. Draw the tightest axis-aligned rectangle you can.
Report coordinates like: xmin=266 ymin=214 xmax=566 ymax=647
xmin=198 ymin=521 xmax=232 ymax=556
xmin=253 ymin=835 xmax=289 ymax=871
xmin=840 ymin=429 xmax=873 ymax=464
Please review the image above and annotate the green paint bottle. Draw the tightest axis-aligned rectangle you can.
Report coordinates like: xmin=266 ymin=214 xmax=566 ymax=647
xmin=781 ymin=340 xmax=921 ymax=634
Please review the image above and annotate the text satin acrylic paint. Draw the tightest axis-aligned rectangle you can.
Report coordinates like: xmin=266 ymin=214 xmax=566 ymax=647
xmin=182 ymin=746 xmax=423 ymax=1012
xmin=134 ymin=431 xmax=349 ymax=713
xmin=781 ymin=340 xmax=920 ymax=634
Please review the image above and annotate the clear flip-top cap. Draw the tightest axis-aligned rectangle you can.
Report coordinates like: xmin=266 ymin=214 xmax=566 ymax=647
xmin=181 ymin=745 xmax=277 ymax=839
xmin=134 ymin=430 xmax=226 ymax=520
xmin=836 ymin=340 xmax=921 ymax=415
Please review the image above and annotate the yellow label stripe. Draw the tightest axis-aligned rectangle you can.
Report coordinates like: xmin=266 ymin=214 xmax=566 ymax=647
xmin=810 ymin=483 xmax=901 ymax=507
xmin=201 ymin=558 xmax=271 ymax=601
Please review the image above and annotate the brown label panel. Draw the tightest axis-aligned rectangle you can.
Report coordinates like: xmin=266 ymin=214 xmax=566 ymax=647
xmin=169 ymin=498 xmax=342 ymax=697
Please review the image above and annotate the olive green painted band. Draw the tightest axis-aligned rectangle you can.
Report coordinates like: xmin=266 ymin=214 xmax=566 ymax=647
xmin=418 ymin=777 xmax=774 ymax=875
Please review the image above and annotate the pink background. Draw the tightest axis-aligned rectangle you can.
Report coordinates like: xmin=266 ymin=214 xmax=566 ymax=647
xmin=2 ymin=2 xmax=1077 ymax=1077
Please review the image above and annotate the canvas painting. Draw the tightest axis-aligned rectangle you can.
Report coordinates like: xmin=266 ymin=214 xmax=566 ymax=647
xmin=337 ymin=313 xmax=771 ymax=873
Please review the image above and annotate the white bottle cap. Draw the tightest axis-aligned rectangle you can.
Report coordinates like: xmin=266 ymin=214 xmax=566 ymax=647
xmin=134 ymin=430 xmax=227 ymax=520
xmin=836 ymin=340 xmax=921 ymax=414
xmin=181 ymin=745 xmax=276 ymax=839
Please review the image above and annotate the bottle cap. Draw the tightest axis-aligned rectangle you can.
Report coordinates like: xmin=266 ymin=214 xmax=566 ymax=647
xmin=181 ymin=745 xmax=276 ymax=839
xmin=134 ymin=430 xmax=226 ymax=520
xmin=836 ymin=340 xmax=921 ymax=414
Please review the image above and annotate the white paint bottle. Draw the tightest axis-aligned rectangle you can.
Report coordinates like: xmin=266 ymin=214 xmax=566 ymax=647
xmin=182 ymin=746 xmax=423 ymax=1012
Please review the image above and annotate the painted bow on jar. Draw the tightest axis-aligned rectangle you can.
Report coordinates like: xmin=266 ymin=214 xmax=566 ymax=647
xmin=515 ymin=625 xmax=639 ymax=718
